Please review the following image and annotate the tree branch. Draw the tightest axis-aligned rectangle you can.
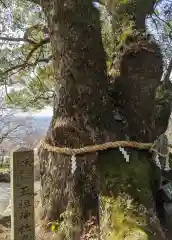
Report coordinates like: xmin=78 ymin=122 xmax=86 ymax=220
xmin=0 ymin=0 xmax=7 ymax=8
xmin=25 ymin=37 xmax=50 ymax=63
xmin=0 ymin=37 xmax=51 ymax=77
xmin=2 ymin=55 xmax=52 ymax=75
xmin=153 ymin=10 xmax=172 ymax=39
xmin=0 ymin=124 xmax=20 ymax=144
xmin=0 ymin=36 xmax=37 ymax=45
xmin=162 ymin=58 xmax=172 ymax=88
xmin=27 ymin=0 xmax=41 ymax=5
xmin=0 ymin=36 xmax=51 ymax=76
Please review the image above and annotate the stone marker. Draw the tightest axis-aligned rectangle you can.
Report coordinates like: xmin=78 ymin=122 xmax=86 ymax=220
xmin=11 ymin=147 xmax=35 ymax=240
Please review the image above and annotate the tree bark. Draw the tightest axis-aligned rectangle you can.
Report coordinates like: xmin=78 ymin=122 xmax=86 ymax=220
xmin=108 ymin=0 xmax=171 ymax=141
xmin=102 ymin=0 xmax=171 ymax=238
xmin=37 ymin=0 xmax=115 ymax=235
xmin=106 ymin=0 xmax=158 ymax=34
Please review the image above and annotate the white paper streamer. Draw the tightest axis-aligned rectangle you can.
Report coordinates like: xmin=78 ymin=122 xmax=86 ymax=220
xmin=119 ymin=147 xmax=130 ymax=162
xmin=164 ymin=154 xmax=171 ymax=171
xmin=71 ymin=155 xmax=77 ymax=174
xmin=154 ymin=154 xmax=161 ymax=169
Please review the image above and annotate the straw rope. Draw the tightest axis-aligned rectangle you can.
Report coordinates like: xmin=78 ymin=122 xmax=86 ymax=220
xmin=40 ymin=139 xmax=172 ymax=156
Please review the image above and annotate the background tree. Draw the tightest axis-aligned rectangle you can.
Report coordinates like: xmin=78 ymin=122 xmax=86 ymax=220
xmin=0 ymin=90 xmax=21 ymax=145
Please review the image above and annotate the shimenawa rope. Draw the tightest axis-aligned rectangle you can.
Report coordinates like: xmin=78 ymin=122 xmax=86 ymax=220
xmin=40 ymin=139 xmax=172 ymax=156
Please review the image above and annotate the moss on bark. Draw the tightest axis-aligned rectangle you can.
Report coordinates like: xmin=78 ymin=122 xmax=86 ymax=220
xmin=98 ymin=149 xmax=165 ymax=239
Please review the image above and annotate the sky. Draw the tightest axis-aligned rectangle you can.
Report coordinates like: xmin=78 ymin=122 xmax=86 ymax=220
xmin=15 ymin=106 xmax=53 ymax=117
xmin=32 ymin=107 xmax=52 ymax=117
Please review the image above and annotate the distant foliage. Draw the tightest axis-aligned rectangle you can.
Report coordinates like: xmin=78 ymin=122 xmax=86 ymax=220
xmin=0 ymin=0 xmax=53 ymax=109
xmin=0 ymin=0 xmax=172 ymax=109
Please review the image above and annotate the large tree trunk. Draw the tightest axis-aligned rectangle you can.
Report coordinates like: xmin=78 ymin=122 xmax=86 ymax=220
xmin=102 ymin=0 xmax=171 ymax=239
xmin=107 ymin=0 xmax=172 ymax=142
xmin=37 ymin=0 xmax=115 ymax=235
xmin=34 ymin=0 xmax=172 ymax=239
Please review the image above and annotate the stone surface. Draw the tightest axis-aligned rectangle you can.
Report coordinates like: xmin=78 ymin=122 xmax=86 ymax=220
xmin=11 ymin=148 xmax=35 ymax=240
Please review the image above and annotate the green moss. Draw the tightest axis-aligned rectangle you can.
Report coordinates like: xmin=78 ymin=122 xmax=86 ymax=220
xmin=99 ymin=149 xmax=157 ymax=207
xmin=100 ymin=195 xmax=148 ymax=240
xmin=156 ymin=85 xmax=172 ymax=104
xmin=98 ymin=149 xmax=163 ymax=238
xmin=48 ymin=201 xmax=81 ymax=240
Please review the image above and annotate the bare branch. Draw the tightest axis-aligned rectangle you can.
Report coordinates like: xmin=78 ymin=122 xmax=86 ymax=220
xmin=153 ymin=10 xmax=172 ymax=39
xmin=4 ymin=77 xmax=13 ymax=102
xmin=162 ymin=58 xmax=172 ymax=88
xmin=27 ymin=0 xmax=41 ymax=5
xmin=0 ymin=36 xmax=37 ymax=45
xmin=0 ymin=125 xmax=20 ymax=144
xmin=0 ymin=0 xmax=7 ymax=8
